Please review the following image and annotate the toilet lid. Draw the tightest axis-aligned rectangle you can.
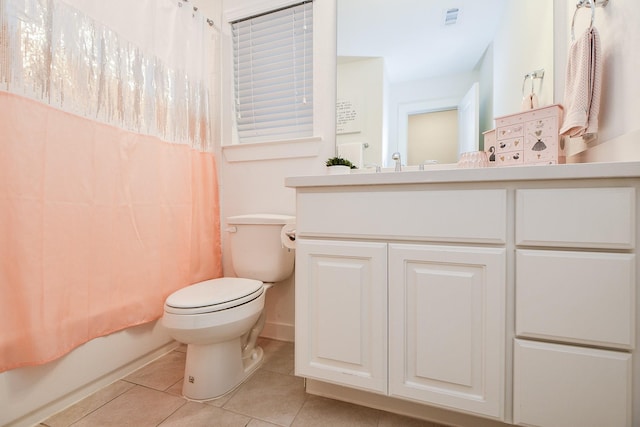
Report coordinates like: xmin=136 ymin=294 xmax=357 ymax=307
xmin=165 ymin=278 xmax=264 ymax=315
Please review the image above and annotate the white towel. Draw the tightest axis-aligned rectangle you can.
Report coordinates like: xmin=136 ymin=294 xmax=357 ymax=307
xmin=560 ymin=27 xmax=603 ymax=137
xmin=337 ymin=142 xmax=364 ymax=168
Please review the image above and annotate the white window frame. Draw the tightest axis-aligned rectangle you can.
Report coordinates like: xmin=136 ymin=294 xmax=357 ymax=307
xmin=221 ymin=0 xmax=334 ymax=163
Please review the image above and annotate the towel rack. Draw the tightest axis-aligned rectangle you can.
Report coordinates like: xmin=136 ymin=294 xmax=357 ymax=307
xmin=571 ymin=0 xmax=609 ymax=41
xmin=522 ymin=69 xmax=545 ymax=97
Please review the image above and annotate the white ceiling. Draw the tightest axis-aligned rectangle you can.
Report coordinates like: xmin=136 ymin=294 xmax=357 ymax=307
xmin=337 ymin=0 xmax=508 ymax=83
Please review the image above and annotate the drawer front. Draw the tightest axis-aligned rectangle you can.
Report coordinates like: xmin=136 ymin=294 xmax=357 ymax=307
xmin=496 ymin=136 xmax=524 ymax=154
xmin=497 ymin=123 xmax=524 ymax=140
xmin=516 ymin=188 xmax=636 ymax=249
xmin=514 ymin=339 xmax=632 ymax=427
xmin=495 ymin=150 xmax=523 ymax=166
xmin=524 ymin=116 xmax=558 ymax=138
xmin=516 ymin=250 xmax=635 ymax=349
xmin=297 ymin=189 xmax=507 ymax=244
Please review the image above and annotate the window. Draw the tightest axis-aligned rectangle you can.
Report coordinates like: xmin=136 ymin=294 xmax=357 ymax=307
xmin=231 ymin=1 xmax=313 ymax=144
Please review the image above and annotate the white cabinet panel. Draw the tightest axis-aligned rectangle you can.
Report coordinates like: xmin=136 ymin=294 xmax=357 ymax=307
xmin=516 ymin=188 xmax=636 ymax=249
xmin=514 ymin=339 xmax=632 ymax=427
xmin=516 ymin=250 xmax=635 ymax=349
xmin=389 ymin=244 xmax=506 ymax=419
xmin=295 ymin=239 xmax=388 ymax=393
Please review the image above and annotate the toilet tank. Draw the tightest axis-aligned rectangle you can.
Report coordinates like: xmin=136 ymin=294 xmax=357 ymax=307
xmin=227 ymin=214 xmax=295 ymax=283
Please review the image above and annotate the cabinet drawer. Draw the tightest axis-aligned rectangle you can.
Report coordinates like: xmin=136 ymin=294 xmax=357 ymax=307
xmin=297 ymin=189 xmax=506 ymax=244
xmin=516 ymin=188 xmax=636 ymax=249
xmin=516 ymin=250 xmax=635 ymax=349
xmin=514 ymin=339 xmax=632 ymax=427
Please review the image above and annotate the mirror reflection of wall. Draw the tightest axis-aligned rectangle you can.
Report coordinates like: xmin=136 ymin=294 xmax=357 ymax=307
xmin=336 ymin=57 xmax=385 ymax=168
xmin=407 ymin=109 xmax=458 ymax=165
xmin=337 ymin=0 xmax=554 ymax=167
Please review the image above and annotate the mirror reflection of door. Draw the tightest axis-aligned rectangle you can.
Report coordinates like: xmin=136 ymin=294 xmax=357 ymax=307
xmin=457 ymin=82 xmax=480 ymax=157
xmin=407 ymin=109 xmax=458 ymax=165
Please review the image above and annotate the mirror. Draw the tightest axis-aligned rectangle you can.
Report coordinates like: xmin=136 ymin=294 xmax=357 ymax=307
xmin=336 ymin=0 xmax=554 ymax=167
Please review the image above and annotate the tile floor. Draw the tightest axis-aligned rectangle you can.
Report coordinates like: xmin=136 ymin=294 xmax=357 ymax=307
xmin=40 ymin=338 xmax=448 ymax=427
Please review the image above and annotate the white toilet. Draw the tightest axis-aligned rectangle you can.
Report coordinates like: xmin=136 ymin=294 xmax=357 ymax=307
xmin=162 ymin=214 xmax=295 ymax=401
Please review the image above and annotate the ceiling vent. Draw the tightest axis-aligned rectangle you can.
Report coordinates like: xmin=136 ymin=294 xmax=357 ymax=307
xmin=444 ymin=7 xmax=460 ymax=25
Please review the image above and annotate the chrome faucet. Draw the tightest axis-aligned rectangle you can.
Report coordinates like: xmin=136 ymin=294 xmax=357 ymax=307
xmin=392 ymin=152 xmax=402 ymax=172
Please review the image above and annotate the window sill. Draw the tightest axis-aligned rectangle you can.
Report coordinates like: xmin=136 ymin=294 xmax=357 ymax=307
xmin=222 ymin=137 xmax=324 ymax=163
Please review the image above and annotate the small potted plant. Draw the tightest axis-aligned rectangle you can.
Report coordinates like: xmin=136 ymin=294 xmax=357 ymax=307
xmin=325 ymin=156 xmax=357 ymax=175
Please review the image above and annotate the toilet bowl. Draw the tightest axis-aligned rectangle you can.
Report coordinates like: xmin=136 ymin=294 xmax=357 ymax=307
xmin=162 ymin=214 xmax=295 ymax=401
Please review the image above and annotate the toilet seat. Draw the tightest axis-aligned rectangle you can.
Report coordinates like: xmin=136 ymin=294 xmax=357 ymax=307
xmin=165 ymin=278 xmax=264 ymax=315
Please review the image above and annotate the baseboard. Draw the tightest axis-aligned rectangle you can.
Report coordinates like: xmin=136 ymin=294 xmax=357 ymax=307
xmin=261 ymin=321 xmax=294 ymax=342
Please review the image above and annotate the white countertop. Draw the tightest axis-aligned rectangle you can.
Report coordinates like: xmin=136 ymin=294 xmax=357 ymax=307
xmin=285 ymin=161 xmax=640 ymax=188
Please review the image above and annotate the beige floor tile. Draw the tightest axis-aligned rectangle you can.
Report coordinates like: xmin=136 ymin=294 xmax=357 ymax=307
xmin=258 ymin=338 xmax=295 ymax=376
xmin=38 ymin=338 xmax=455 ymax=427
xmin=72 ymin=385 xmax=185 ymax=427
xmin=223 ymin=369 xmax=306 ymax=426
xmin=42 ymin=380 xmax=135 ymax=427
xmin=291 ymin=395 xmax=380 ymax=427
xmin=202 ymin=385 xmax=240 ymax=408
xmin=158 ymin=401 xmax=250 ymax=427
xmin=124 ymin=350 xmax=185 ymax=391
xmin=246 ymin=419 xmax=282 ymax=427
xmin=165 ymin=377 xmax=185 ymax=397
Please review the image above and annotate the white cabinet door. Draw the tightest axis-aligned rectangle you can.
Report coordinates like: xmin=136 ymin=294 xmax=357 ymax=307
xmin=295 ymin=239 xmax=388 ymax=393
xmin=514 ymin=339 xmax=632 ymax=427
xmin=388 ymin=244 xmax=506 ymax=419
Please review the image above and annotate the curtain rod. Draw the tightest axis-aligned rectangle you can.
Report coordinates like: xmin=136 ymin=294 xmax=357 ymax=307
xmin=230 ymin=0 xmax=312 ymax=25
xmin=178 ymin=0 xmax=216 ymax=28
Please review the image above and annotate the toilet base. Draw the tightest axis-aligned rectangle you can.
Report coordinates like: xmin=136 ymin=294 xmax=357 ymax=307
xmin=181 ymin=338 xmax=264 ymax=401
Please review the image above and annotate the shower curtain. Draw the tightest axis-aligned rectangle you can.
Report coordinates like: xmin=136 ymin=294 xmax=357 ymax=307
xmin=0 ymin=0 xmax=222 ymax=372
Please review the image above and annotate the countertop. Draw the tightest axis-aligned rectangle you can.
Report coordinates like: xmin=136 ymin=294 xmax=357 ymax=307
xmin=285 ymin=161 xmax=640 ymax=188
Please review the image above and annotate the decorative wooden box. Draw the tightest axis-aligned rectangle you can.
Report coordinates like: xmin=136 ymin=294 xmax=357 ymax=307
xmin=494 ymin=105 xmax=565 ymax=166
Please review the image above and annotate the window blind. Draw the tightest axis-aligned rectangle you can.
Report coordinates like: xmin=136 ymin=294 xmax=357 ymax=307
xmin=232 ymin=1 xmax=313 ymax=144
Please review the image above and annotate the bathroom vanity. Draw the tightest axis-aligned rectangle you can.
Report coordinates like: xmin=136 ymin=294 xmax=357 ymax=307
xmin=285 ymin=162 xmax=640 ymax=427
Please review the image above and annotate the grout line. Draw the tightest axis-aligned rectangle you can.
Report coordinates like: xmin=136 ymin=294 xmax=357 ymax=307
xmin=154 ymin=398 xmax=188 ymax=427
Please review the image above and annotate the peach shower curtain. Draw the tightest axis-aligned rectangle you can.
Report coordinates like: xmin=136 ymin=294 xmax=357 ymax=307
xmin=0 ymin=0 xmax=223 ymax=372
xmin=0 ymin=93 xmax=222 ymax=372
xmin=0 ymin=0 xmax=222 ymax=373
